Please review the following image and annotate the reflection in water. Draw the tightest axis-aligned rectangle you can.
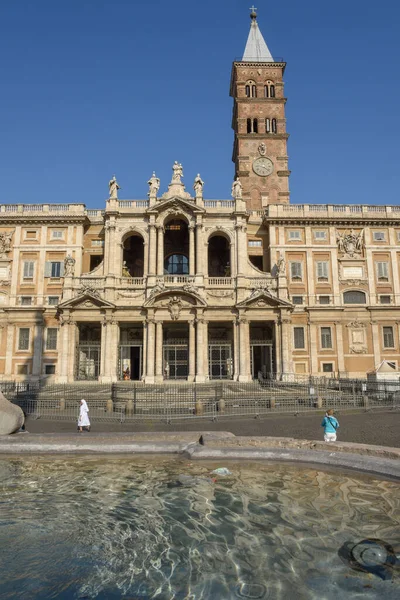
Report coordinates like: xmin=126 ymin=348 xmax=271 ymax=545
xmin=0 ymin=458 xmax=399 ymax=599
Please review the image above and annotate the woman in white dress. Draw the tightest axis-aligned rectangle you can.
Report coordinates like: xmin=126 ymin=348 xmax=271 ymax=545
xmin=78 ymin=399 xmax=90 ymax=432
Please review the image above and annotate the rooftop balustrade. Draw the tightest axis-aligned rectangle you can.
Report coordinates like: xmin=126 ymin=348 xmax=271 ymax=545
xmin=266 ymin=204 xmax=400 ymax=219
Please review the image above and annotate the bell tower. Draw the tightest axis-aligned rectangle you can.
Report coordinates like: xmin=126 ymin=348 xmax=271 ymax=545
xmin=230 ymin=8 xmax=290 ymax=209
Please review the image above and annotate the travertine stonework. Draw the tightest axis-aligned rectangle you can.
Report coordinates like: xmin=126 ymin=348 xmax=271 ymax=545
xmin=0 ymin=12 xmax=399 ymax=383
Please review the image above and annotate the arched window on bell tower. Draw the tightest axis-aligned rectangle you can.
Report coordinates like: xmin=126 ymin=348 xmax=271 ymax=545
xmin=247 ymin=118 xmax=258 ymax=134
xmin=272 ymin=118 xmax=277 ymax=133
xmin=245 ymin=80 xmax=257 ymax=98
xmin=264 ymin=81 xmax=275 ymax=98
xmin=265 ymin=118 xmax=270 ymax=133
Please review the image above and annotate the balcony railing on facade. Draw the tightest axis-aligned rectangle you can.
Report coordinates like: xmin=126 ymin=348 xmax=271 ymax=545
xmin=73 ymin=273 xmax=277 ymax=291
xmin=266 ymin=204 xmax=400 ymax=219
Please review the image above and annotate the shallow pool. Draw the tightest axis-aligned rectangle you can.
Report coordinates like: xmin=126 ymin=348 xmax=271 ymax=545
xmin=0 ymin=457 xmax=399 ymax=599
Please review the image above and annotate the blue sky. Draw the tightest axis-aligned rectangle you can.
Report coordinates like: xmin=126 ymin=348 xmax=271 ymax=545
xmin=0 ymin=0 xmax=399 ymax=208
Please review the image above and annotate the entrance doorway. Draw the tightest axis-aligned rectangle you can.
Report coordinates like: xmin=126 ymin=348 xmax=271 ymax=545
xmin=209 ymin=343 xmax=232 ymax=379
xmin=119 ymin=345 xmax=142 ymax=380
xmin=163 ymin=344 xmax=188 ymax=379
xmin=251 ymin=344 xmax=274 ymax=379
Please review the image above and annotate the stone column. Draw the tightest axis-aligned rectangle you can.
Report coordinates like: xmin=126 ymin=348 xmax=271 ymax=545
xmin=309 ymin=322 xmax=319 ymax=375
xmin=195 ymin=317 xmax=205 ymax=382
xmin=274 ymin=320 xmax=281 ymax=377
xmin=280 ymin=317 xmax=292 ymax=378
xmin=236 ymin=222 xmax=247 ymax=275
xmin=233 ymin=320 xmax=239 ymax=380
xmin=238 ymin=317 xmax=250 ymax=381
xmin=156 ymin=226 xmax=164 ymax=276
xmin=143 ymin=241 xmax=149 ymax=277
xmin=188 ymin=320 xmax=195 ymax=381
xmin=109 ymin=320 xmax=119 ymax=382
xmin=189 ymin=226 xmax=195 ymax=276
xmin=148 ymin=224 xmax=157 ymax=275
xmin=107 ymin=221 xmax=117 ymax=275
xmin=145 ymin=319 xmax=156 ymax=383
xmin=100 ymin=319 xmax=108 ymax=380
xmin=195 ymin=222 xmax=204 ymax=275
xmin=142 ymin=321 xmax=147 ymax=380
xmin=5 ymin=324 xmax=14 ymax=376
xmin=32 ymin=323 xmax=44 ymax=377
xmin=203 ymin=320 xmax=209 ymax=381
xmin=67 ymin=322 xmax=77 ymax=381
xmin=335 ymin=322 xmax=345 ymax=376
xmin=58 ymin=317 xmax=70 ymax=383
xmin=371 ymin=321 xmax=381 ymax=368
xmin=155 ymin=321 xmax=163 ymax=381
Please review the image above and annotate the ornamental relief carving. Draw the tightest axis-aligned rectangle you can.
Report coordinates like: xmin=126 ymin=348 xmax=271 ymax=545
xmin=347 ymin=320 xmax=368 ymax=354
xmin=336 ymin=229 xmax=364 ymax=258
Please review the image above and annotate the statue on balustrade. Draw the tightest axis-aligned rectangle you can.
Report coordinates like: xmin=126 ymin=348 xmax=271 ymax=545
xmin=147 ymin=172 xmax=160 ymax=200
xmin=108 ymin=175 xmax=121 ymax=199
xmin=231 ymin=177 xmax=243 ymax=199
xmin=122 ymin=261 xmax=131 ymax=277
xmin=193 ymin=174 xmax=204 ymax=198
xmin=277 ymin=252 xmax=286 ymax=275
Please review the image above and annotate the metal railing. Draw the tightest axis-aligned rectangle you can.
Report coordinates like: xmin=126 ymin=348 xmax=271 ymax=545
xmin=3 ymin=376 xmax=399 ymax=424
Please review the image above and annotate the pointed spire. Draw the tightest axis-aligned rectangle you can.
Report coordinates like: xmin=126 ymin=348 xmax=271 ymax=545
xmin=242 ymin=7 xmax=274 ymax=62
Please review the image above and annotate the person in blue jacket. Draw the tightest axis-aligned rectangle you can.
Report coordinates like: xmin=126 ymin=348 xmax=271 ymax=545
xmin=321 ymin=408 xmax=339 ymax=442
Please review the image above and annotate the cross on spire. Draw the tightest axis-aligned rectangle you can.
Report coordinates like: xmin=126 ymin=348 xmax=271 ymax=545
xmin=249 ymin=5 xmax=258 ymax=19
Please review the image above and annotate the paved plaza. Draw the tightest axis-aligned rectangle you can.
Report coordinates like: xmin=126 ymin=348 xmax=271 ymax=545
xmin=24 ymin=409 xmax=400 ymax=448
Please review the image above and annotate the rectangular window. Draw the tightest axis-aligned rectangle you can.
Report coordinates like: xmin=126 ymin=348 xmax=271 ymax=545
xmin=46 ymin=328 xmax=58 ymax=350
xmin=21 ymin=296 xmax=32 ymax=306
xmin=292 ymin=296 xmax=303 ymax=305
xmin=18 ymin=328 xmax=30 ymax=350
xmin=45 ymin=364 xmax=56 ymax=375
xmin=17 ymin=364 xmax=28 ymax=375
xmin=45 ymin=261 xmax=64 ymax=278
xmin=293 ymin=327 xmax=305 ymax=349
xmin=25 ymin=230 xmax=37 ymax=240
xmin=314 ymin=231 xmax=327 ymax=241
xmin=322 ymin=363 xmax=333 ymax=373
xmin=51 ymin=230 xmax=64 ymax=239
xmin=248 ymin=240 xmax=262 ymax=247
xmin=316 ymin=261 xmax=329 ymax=281
xmin=380 ymin=295 xmax=391 ymax=304
xmin=321 ymin=327 xmax=332 ymax=349
xmin=376 ymin=261 xmax=389 ymax=281
xmin=319 ymin=295 xmax=331 ymax=304
xmin=91 ymin=240 xmax=105 ymax=247
xmin=290 ymin=262 xmax=303 ymax=281
xmin=383 ymin=326 xmax=395 ymax=348
xmin=288 ymin=230 xmax=301 ymax=240
xmin=48 ymin=296 xmax=59 ymax=306
xmin=373 ymin=231 xmax=386 ymax=241
xmin=23 ymin=261 xmax=34 ymax=279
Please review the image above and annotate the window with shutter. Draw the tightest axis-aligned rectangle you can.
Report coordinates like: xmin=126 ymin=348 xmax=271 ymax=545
xmin=321 ymin=327 xmax=332 ymax=349
xmin=383 ymin=327 xmax=394 ymax=348
xmin=290 ymin=262 xmax=302 ymax=281
xmin=293 ymin=327 xmax=305 ymax=349
xmin=317 ymin=261 xmax=329 ymax=281
xmin=18 ymin=328 xmax=30 ymax=350
xmin=377 ymin=262 xmax=389 ymax=281
xmin=46 ymin=328 xmax=58 ymax=350
xmin=23 ymin=261 xmax=34 ymax=279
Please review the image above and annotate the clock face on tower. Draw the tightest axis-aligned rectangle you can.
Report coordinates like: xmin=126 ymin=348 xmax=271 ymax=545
xmin=252 ymin=157 xmax=274 ymax=177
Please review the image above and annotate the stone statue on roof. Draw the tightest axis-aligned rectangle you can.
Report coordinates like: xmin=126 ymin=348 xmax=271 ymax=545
xmin=193 ymin=174 xmax=204 ymax=198
xmin=231 ymin=177 xmax=243 ymax=199
xmin=108 ymin=175 xmax=121 ymax=199
xmin=172 ymin=161 xmax=183 ymax=183
xmin=64 ymin=254 xmax=75 ymax=276
xmin=147 ymin=172 xmax=160 ymax=200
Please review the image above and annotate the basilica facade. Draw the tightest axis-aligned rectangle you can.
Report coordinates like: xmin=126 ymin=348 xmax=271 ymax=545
xmin=1 ymin=10 xmax=400 ymax=383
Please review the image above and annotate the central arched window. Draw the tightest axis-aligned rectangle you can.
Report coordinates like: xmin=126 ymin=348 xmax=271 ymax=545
xmin=245 ymin=80 xmax=257 ymax=98
xmin=165 ymin=254 xmax=189 ymax=275
xmin=343 ymin=290 xmax=366 ymax=304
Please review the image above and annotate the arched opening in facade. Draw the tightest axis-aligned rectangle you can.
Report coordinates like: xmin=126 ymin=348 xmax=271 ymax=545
xmin=122 ymin=234 xmax=144 ymax=277
xmin=208 ymin=234 xmax=231 ymax=277
xmin=119 ymin=324 xmax=143 ymax=381
xmin=164 ymin=219 xmax=189 ymax=275
xmin=208 ymin=322 xmax=234 ymax=379
xmin=163 ymin=323 xmax=189 ymax=379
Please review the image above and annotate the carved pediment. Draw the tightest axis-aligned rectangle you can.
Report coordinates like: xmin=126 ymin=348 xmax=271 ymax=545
xmin=237 ymin=289 xmax=292 ymax=309
xmin=58 ymin=292 xmax=115 ymax=310
xmin=144 ymin=289 xmax=207 ymax=309
xmin=147 ymin=197 xmax=205 ymax=217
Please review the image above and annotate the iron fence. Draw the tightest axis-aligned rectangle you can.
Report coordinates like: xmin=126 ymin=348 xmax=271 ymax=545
xmin=2 ymin=376 xmax=399 ymax=424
